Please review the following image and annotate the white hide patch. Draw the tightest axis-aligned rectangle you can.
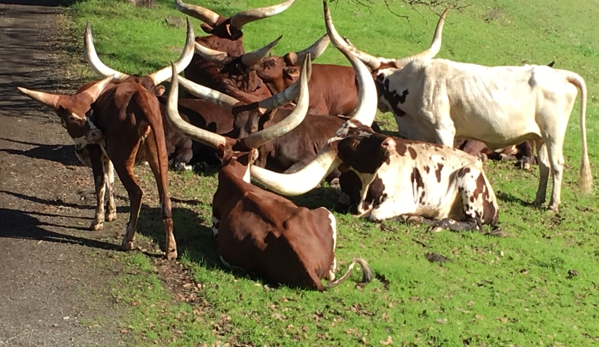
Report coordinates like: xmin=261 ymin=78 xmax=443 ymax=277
xmin=327 ymin=211 xmax=337 ymax=280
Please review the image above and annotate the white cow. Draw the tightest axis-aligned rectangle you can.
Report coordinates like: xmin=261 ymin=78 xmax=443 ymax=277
xmin=324 ymin=3 xmax=592 ymax=213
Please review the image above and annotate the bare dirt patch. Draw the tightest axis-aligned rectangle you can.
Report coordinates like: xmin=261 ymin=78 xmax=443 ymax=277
xmin=0 ymin=4 xmax=126 ymax=346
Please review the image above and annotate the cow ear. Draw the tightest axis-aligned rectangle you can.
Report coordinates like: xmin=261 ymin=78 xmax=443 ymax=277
xmin=154 ymin=85 xmax=166 ymax=96
xmin=200 ymin=23 xmax=214 ymax=33
xmin=216 ymin=144 xmax=227 ymax=161
xmin=283 ymin=67 xmax=299 ymax=80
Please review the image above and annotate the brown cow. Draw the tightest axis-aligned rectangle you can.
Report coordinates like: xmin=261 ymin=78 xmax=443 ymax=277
xmin=18 ymin=20 xmax=195 ymax=260
xmin=166 ymin=58 xmax=372 ymax=290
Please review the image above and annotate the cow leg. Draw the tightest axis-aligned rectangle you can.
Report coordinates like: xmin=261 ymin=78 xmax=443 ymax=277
xmin=103 ymin=157 xmax=117 ymax=222
xmin=428 ymin=218 xmax=480 ymax=233
xmin=533 ymin=140 xmax=550 ymax=208
xmin=433 ymin=122 xmax=456 ymax=147
xmin=545 ymin=138 xmax=565 ymax=213
xmin=145 ymin=141 xmax=176 ymax=260
xmin=89 ymin=153 xmax=107 ymax=231
xmin=108 ymin=141 xmax=143 ymax=252
xmin=517 ymin=141 xmax=536 ymax=170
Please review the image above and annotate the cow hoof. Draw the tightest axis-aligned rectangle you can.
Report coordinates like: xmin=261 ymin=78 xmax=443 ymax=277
xmin=428 ymin=226 xmax=445 ymax=233
xmin=90 ymin=221 xmax=104 ymax=231
xmin=523 ymin=162 xmax=531 ymax=171
xmin=547 ymin=205 xmax=560 ymax=214
xmin=121 ymin=240 xmax=135 ymax=251
xmin=106 ymin=212 xmax=117 ymax=222
xmin=173 ymin=161 xmax=193 ymax=171
xmin=165 ymin=249 xmax=178 ymax=260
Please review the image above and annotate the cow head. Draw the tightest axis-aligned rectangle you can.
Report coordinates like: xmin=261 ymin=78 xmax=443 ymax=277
xmin=254 ymin=35 xmax=330 ymax=95
xmin=323 ymin=2 xmax=448 ymax=113
xmin=17 ymin=76 xmax=113 ymax=148
xmin=193 ymin=36 xmax=282 ymax=103
xmin=176 ymin=0 xmax=295 ymax=54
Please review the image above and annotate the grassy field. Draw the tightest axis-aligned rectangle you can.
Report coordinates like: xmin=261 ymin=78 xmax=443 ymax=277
xmin=58 ymin=0 xmax=599 ymax=346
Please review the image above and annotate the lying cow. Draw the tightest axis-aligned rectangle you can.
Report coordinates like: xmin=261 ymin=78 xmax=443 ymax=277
xmin=324 ymin=3 xmax=592 ymax=213
xmin=166 ymin=58 xmax=372 ymax=290
xmin=456 ymin=139 xmax=537 ymax=170
xmin=252 ymin=121 xmax=500 ymax=232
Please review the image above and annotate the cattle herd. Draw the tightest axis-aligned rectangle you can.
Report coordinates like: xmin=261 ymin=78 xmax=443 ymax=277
xmin=17 ymin=1 xmax=592 ymax=290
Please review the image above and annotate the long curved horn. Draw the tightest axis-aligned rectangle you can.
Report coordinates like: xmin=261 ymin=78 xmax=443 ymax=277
xmin=148 ymin=18 xmax=195 ymax=85
xmin=285 ymin=34 xmax=330 ymax=65
xmin=194 ymin=42 xmax=230 ymax=64
xmin=174 ymin=0 xmax=221 ymax=27
xmin=256 ymin=53 xmax=313 ymax=111
xmin=324 ymin=2 xmax=381 ymax=70
xmin=79 ymin=75 xmax=115 ymax=103
xmin=338 ymin=43 xmax=378 ymax=126
xmin=84 ymin=22 xmax=129 ymax=80
xmin=17 ymin=87 xmax=61 ymax=109
xmin=17 ymin=75 xmax=114 ymax=112
xmin=177 ymin=75 xmax=240 ymax=111
xmin=250 ymin=144 xmax=342 ymax=195
xmin=325 ymin=258 xmax=373 ymax=289
xmin=242 ymin=56 xmax=311 ymax=148
xmin=166 ymin=62 xmax=227 ymax=148
xmin=390 ymin=8 xmax=449 ymax=67
xmin=240 ymin=35 xmax=282 ymax=67
xmin=230 ymin=0 xmax=295 ymax=30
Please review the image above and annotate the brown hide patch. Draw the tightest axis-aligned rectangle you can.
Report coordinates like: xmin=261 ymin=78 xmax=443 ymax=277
xmin=458 ymin=167 xmax=471 ymax=178
xmin=408 ymin=146 xmax=417 ymax=159
xmin=424 ymin=165 xmax=430 ymax=174
xmin=375 ymin=75 xmax=407 ymax=117
xmin=411 ymin=167 xmax=424 ymax=190
xmin=473 ymin=173 xmax=498 ymax=225
xmin=435 ymin=163 xmax=444 ymax=183
xmin=361 ymin=175 xmax=386 ymax=212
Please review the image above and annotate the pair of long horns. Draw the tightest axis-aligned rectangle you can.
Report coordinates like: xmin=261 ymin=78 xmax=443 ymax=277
xmin=324 ymin=2 xmax=449 ymax=71
xmin=195 ymin=33 xmax=330 ymax=67
xmin=175 ymin=0 xmax=295 ymax=30
xmin=195 ymin=35 xmax=282 ymax=66
xmin=166 ymin=55 xmax=312 ymax=150
xmin=84 ymin=18 xmax=195 ymax=85
xmin=17 ymin=75 xmax=114 ymax=115
xmin=249 ymin=34 xmax=379 ymax=195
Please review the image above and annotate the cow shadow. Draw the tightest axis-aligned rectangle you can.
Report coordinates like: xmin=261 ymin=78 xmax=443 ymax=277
xmin=0 ymin=207 xmax=121 ymax=250
xmin=495 ymin=190 xmax=531 ymax=207
xmin=0 ymin=137 xmax=80 ymax=166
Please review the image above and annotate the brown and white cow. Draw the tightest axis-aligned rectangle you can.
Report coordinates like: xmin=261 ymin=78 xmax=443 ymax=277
xmin=324 ymin=2 xmax=592 ymax=213
xmin=166 ymin=58 xmax=372 ymax=290
xmin=18 ymin=20 xmax=196 ymax=260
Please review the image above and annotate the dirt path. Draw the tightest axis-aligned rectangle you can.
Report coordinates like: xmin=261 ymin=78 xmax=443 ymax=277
xmin=0 ymin=4 xmax=125 ymax=346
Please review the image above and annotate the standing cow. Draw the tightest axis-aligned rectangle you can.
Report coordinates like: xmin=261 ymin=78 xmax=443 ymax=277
xmin=324 ymin=2 xmax=591 ymax=213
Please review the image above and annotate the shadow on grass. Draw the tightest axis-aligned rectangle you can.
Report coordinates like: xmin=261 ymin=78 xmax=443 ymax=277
xmin=496 ymin=190 xmax=532 ymax=207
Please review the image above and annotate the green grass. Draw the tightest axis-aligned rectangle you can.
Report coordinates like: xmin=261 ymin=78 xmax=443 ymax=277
xmin=58 ymin=0 xmax=599 ymax=346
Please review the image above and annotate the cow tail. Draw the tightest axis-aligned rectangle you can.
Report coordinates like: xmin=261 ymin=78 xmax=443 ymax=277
xmin=324 ymin=257 xmax=373 ymax=290
xmin=567 ymin=73 xmax=593 ymax=194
